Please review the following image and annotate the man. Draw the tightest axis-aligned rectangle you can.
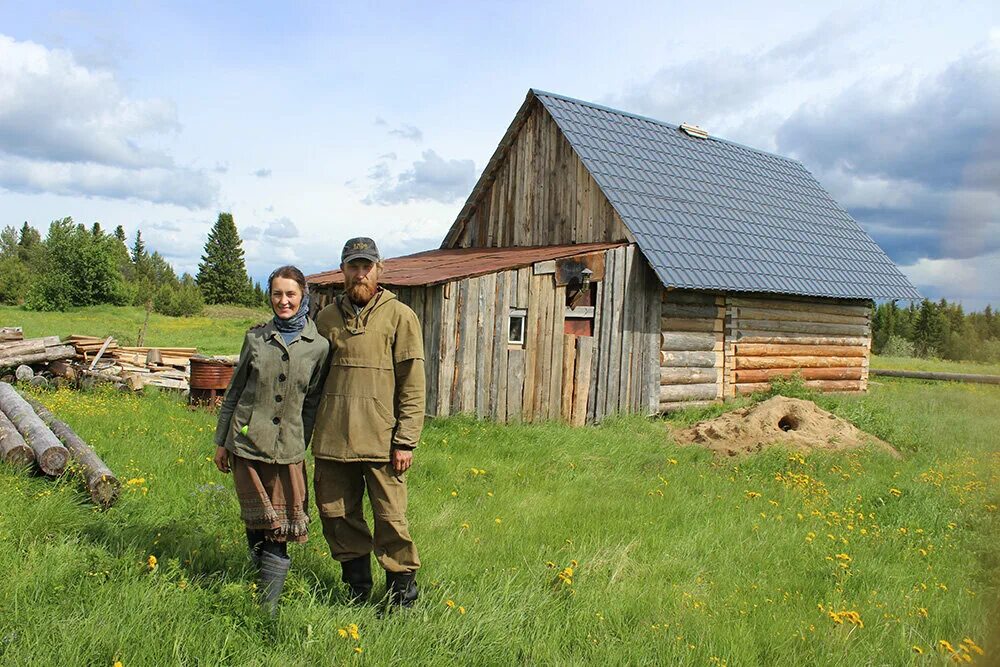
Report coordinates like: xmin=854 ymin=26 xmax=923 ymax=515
xmin=311 ymin=237 xmax=425 ymax=607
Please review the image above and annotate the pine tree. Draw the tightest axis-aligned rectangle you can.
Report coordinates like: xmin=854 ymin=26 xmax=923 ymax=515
xmin=131 ymin=230 xmax=148 ymax=264
xmin=196 ymin=212 xmax=252 ymax=305
xmin=91 ymin=222 xmax=103 ymax=238
xmin=114 ymin=225 xmax=127 ymax=244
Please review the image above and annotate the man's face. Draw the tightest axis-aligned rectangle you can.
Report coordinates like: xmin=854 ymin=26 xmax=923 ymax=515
xmin=343 ymin=259 xmax=379 ymax=305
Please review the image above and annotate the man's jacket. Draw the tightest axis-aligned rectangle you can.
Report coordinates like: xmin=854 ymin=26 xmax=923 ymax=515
xmin=311 ymin=288 xmax=425 ymax=462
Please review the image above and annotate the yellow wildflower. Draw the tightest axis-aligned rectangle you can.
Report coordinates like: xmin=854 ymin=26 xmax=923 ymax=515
xmin=939 ymin=640 xmax=956 ymax=653
xmin=446 ymin=599 xmax=455 ymax=608
xmin=889 ymin=488 xmax=902 ymax=497
xmin=962 ymin=638 xmax=984 ymax=655
xmin=338 ymin=629 xmax=348 ymax=638
xmin=459 ymin=606 xmax=466 ymax=614
xmin=146 ymin=555 xmax=157 ymax=571
xmin=912 ymin=646 xmax=924 ymax=654
xmin=347 ymin=624 xmax=359 ymax=640
xmin=450 ymin=490 xmax=458 ymax=497
xmin=354 ymin=647 xmax=363 ymax=654
xmin=918 ymin=607 xmax=928 ymax=618
xmin=494 ymin=517 xmax=502 ymax=524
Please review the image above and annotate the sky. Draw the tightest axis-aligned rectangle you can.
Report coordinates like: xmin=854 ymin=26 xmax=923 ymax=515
xmin=0 ymin=1 xmax=997 ymax=309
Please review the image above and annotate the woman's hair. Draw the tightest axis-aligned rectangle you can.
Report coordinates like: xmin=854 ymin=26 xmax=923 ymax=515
xmin=268 ymin=265 xmax=307 ymax=294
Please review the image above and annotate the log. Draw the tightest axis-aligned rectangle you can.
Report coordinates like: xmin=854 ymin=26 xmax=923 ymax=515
xmin=659 ymin=399 xmax=719 ymax=413
xmin=26 ymin=397 xmax=120 ymax=508
xmin=661 ymin=350 xmax=718 ymax=367
xmin=869 ymin=369 xmax=1000 ymax=385
xmin=735 ymin=356 xmax=865 ymax=370
xmin=661 ymin=291 xmax=720 ymax=305
xmin=660 ymin=316 xmax=722 ymax=333
xmin=735 ymin=367 xmax=864 ymax=383
xmin=735 ymin=379 xmax=864 ymax=395
xmin=0 ymin=345 xmax=76 ymax=369
xmin=0 ymin=336 xmax=61 ymax=355
xmin=734 ymin=343 xmax=867 ymax=358
xmin=661 ymin=331 xmax=719 ymax=351
xmin=733 ymin=333 xmax=869 ymax=346
xmin=734 ymin=306 xmax=869 ymax=326
xmin=47 ymin=360 xmax=78 ymax=381
xmin=661 ymin=303 xmax=723 ymax=320
xmin=732 ymin=319 xmax=869 ymax=337
xmin=0 ymin=409 xmax=34 ymax=467
xmin=0 ymin=327 xmax=23 ymax=342
xmin=15 ymin=365 xmax=34 ymax=381
xmin=660 ymin=367 xmax=720 ymax=385
xmin=659 ymin=383 xmax=718 ymax=402
xmin=0 ymin=382 xmax=68 ymax=475
xmin=728 ymin=296 xmax=870 ymax=317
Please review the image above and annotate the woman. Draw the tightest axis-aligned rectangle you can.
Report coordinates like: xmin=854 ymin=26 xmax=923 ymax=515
xmin=213 ymin=265 xmax=330 ymax=616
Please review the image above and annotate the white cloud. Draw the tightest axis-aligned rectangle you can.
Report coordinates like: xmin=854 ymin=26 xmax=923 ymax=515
xmin=363 ymin=149 xmax=475 ymax=205
xmin=0 ymin=34 xmax=216 ymax=208
xmin=900 ymin=251 xmax=1000 ymax=309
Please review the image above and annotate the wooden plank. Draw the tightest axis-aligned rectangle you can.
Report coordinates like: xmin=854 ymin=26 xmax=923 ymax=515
xmin=661 ymin=350 xmax=717 ymax=367
xmin=733 ymin=319 xmax=869 ymax=337
xmin=659 ymin=383 xmax=718 ymax=402
xmin=448 ymin=279 xmax=468 ymax=415
xmin=534 ymin=276 xmax=554 ymax=420
xmin=661 ymin=331 xmax=720 ymax=351
xmin=734 ymin=332 xmax=869 ymax=346
xmin=437 ymin=281 xmax=458 ymax=416
xmin=422 ymin=287 xmax=440 ymax=416
xmin=728 ymin=296 xmax=871 ymax=317
xmin=572 ymin=337 xmax=594 ymax=426
xmin=618 ymin=246 xmax=635 ymax=413
xmin=660 ymin=367 xmax=722 ymax=385
xmin=605 ymin=246 xmax=625 ymax=417
xmin=476 ymin=273 xmax=495 ymax=419
xmin=592 ymin=248 xmax=613 ymax=421
xmin=490 ymin=271 xmax=509 ymax=421
xmin=561 ymin=334 xmax=577 ymax=422
xmin=734 ymin=343 xmax=868 ymax=357
xmin=534 ymin=260 xmax=556 ymax=275
xmin=506 ymin=349 xmax=525 ymax=421
xmin=735 ymin=379 xmax=864 ymax=395
xmin=644 ymin=263 xmax=662 ymax=415
xmin=462 ymin=277 xmax=481 ymax=414
xmin=661 ymin=303 xmax=725 ymax=320
xmin=661 ymin=290 xmax=720 ymax=305
xmin=516 ymin=267 xmax=530 ymax=309
xmin=735 ymin=356 xmax=865 ymax=370
xmin=521 ymin=274 xmax=541 ymax=421
xmin=735 ymin=367 xmax=864 ymax=382
xmin=735 ymin=306 xmax=869 ymax=326
xmin=660 ymin=316 xmax=723 ymax=333
xmin=549 ymin=285 xmax=566 ymax=421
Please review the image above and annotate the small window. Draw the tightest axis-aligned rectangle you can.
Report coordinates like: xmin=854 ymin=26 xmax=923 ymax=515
xmin=508 ymin=309 xmax=526 ymax=345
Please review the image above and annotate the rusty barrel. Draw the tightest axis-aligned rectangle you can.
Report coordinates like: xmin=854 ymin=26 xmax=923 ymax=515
xmin=189 ymin=355 xmax=237 ymax=407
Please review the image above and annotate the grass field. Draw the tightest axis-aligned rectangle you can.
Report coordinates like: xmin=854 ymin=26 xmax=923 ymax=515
xmin=871 ymin=355 xmax=1000 ymax=377
xmin=1 ymin=377 xmax=997 ymax=665
xmin=0 ymin=304 xmax=270 ymax=355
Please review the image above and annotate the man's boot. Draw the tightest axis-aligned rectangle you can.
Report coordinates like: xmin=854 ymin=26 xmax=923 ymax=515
xmin=385 ymin=571 xmax=419 ymax=608
xmin=259 ymin=551 xmax=291 ymax=617
xmin=340 ymin=555 xmax=373 ymax=604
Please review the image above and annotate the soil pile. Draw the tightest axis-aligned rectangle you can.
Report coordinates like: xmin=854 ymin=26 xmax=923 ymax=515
xmin=673 ymin=396 xmax=900 ymax=458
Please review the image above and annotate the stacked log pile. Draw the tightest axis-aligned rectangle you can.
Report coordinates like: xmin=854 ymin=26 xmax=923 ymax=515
xmin=0 ymin=335 xmax=75 ymax=371
xmin=0 ymin=381 xmax=119 ymax=507
xmin=1 ymin=327 xmax=23 ymax=342
xmin=724 ymin=296 xmax=871 ymax=396
xmin=659 ymin=291 xmax=725 ymax=412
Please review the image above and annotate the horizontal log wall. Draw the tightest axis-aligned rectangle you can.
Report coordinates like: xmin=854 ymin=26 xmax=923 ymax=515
xmin=448 ymin=99 xmax=630 ymax=249
xmin=659 ymin=290 xmax=724 ymax=411
xmin=725 ymin=294 xmax=872 ymax=397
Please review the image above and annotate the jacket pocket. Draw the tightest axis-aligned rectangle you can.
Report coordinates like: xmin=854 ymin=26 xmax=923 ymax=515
xmin=315 ymin=393 xmax=395 ymax=458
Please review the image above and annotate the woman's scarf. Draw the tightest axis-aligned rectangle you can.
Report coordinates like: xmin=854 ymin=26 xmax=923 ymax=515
xmin=273 ymin=293 xmax=311 ymax=344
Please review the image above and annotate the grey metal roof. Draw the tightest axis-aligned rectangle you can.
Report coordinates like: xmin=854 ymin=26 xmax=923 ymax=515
xmin=533 ymin=90 xmax=921 ymax=301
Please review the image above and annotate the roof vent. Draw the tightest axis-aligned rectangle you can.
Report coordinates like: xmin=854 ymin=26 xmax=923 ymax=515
xmin=679 ymin=123 xmax=709 ymax=139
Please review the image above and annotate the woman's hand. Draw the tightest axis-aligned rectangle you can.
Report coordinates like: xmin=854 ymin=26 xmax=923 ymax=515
xmin=214 ymin=446 xmax=231 ymax=473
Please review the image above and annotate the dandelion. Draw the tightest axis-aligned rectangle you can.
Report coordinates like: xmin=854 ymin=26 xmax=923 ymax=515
xmin=668 ymin=458 xmax=678 ymax=465
xmin=962 ymin=638 xmax=984 ymax=656
xmin=354 ymin=647 xmax=363 ymax=654
xmin=912 ymin=646 xmax=924 ymax=654
xmin=347 ymin=624 xmax=359 ymax=640
xmin=745 ymin=491 xmax=761 ymax=499
xmin=146 ymin=555 xmax=158 ymax=571
xmin=446 ymin=599 xmax=455 ymax=608
xmin=918 ymin=607 xmax=928 ymax=618
xmin=939 ymin=640 xmax=956 ymax=653
xmin=494 ymin=517 xmax=502 ymax=525
xmin=114 ymin=662 xmax=123 ymax=667
xmin=545 ymin=561 xmax=556 ymax=568
xmin=459 ymin=606 xmax=466 ymax=615
xmin=889 ymin=488 xmax=902 ymax=497
xmin=460 ymin=522 xmax=470 ymax=530
xmin=338 ymin=629 xmax=348 ymax=638
xmin=451 ymin=490 xmax=458 ymax=497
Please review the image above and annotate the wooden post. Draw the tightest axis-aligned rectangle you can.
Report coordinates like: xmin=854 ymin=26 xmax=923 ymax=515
xmin=0 ymin=382 xmax=68 ymax=476
xmin=26 ymin=397 xmax=120 ymax=508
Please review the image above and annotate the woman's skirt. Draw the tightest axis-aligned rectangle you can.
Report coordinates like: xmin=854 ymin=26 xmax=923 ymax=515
xmin=231 ymin=454 xmax=309 ymax=543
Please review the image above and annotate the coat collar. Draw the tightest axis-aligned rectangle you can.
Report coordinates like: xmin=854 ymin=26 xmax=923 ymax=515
xmin=262 ymin=316 xmax=318 ymax=343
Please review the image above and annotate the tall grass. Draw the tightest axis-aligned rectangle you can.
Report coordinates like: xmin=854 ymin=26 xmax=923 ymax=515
xmin=0 ymin=379 xmax=997 ymax=665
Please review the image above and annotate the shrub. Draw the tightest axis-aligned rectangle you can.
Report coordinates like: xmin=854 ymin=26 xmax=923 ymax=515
xmin=153 ymin=283 xmax=205 ymax=317
xmin=880 ymin=335 xmax=916 ymax=358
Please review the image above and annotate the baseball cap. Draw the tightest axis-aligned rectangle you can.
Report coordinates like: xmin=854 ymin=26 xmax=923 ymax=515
xmin=341 ymin=237 xmax=380 ymax=264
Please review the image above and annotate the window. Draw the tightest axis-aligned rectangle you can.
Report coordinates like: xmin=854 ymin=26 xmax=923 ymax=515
xmin=508 ymin=309 xmax=526 ymax=345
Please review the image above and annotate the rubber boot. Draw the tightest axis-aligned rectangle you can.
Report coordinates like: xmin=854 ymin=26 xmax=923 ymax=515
xmin=385 ymin=571 xmax=419 ymax=608
xmin=259 ymin=551 xmax=291 ymax=617
xmin=341 ymin=555 xmax=373 ymax=604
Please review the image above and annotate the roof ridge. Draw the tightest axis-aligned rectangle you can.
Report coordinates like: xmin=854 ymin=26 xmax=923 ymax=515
xmin=530 ymin=88 xmax=803 ymax=167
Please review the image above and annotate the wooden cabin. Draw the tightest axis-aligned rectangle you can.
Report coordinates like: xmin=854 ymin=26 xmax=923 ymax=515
xmin=308 ymin=90 xmax=919 ymax=425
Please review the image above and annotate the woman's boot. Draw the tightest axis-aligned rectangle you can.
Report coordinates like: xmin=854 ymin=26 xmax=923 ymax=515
xmin=259 ymin=551 xmax=291 ymax=617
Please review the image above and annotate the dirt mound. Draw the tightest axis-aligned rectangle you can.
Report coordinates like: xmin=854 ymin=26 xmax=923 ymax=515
xmin=673 ymin=396 xmax=900 ymax=458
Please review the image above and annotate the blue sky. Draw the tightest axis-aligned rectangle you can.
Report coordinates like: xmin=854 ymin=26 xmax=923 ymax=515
xmin=1 ymin=1 xmax=998 ymax=308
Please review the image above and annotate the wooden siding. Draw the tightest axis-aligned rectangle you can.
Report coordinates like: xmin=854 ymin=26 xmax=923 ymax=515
xmin=658 ymin=291 xmax=725 ymax=412
xmin=445 ymin=99 xmax=631 ymax=249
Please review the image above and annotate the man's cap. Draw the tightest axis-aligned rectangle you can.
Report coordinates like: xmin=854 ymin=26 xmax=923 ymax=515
xmin=341 ymin=237 xmax=380 ymax=264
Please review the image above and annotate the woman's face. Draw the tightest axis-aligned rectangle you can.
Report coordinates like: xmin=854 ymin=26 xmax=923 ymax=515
xmin=270 ymin=277 xmax=303 ymax=319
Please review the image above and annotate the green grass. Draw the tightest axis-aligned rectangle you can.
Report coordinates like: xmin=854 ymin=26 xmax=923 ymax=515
xmin=1 ymin=379 xmax=997 ymax=665
xmin=0 ymin=304 xmax=271 ymax=355
xmin=872 ymin=355 xmax=1000 ymax=377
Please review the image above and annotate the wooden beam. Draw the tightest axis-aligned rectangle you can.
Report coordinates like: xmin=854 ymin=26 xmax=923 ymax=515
xmin=661 ymin=331 xmax=721 ymax=351
xmin=735 ymin=367 xmax=864 ymax=382
xmin=660 ymin=367 xmax=722 ymax=385
xmin=661 ymin=350 xmax=717 ymax=368
xmin=659 ymin=383 xmax=718 ymax=402
xmin=735 ymin=356 xmax=865 ymax=370
xmin=734 ymin=343 xmax=867 ymax=357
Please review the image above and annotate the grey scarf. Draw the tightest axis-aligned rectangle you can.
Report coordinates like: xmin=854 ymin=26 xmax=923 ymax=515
xmin=273 ymin=294 xmax=310 ymax=344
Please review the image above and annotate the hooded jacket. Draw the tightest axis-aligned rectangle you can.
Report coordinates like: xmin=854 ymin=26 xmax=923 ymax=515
xmin=311 ymin=288 xmax=425 ymax=462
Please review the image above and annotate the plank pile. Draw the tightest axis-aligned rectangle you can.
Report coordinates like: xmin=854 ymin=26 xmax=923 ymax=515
xmin=0 ymin=334 xmax=76 ymax=372
xmin=65 ymin=335 xmax=195 ymax=391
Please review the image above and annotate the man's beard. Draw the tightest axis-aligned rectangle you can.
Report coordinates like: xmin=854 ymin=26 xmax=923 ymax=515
xmin=346 ymin=278 xmax=377 ymax=305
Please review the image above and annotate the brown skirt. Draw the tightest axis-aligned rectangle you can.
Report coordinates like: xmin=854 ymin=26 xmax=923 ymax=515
xmin=231 ymin=454 xmax=310 ymax=543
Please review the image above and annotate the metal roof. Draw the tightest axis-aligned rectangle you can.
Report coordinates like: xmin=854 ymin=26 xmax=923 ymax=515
xmin=532 ymin=90 xmax=921 ymax=301
xmin=307 ymin=242 xmax=624 ymax=287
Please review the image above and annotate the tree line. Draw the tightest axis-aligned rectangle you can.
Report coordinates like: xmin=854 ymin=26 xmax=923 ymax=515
xmin=0 ymin=213 xmax=267 ymax=316
xmin=872 ymin=299 xmax=1000 ymax=363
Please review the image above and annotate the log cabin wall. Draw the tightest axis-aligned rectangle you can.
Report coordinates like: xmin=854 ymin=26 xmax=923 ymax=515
xmin=659 ymin=291 xmax=726 ymax=412
xmin=446 ymin=99 xmax=631 ymax=249
xmin=723 ymin=295 xmax=872 ymax=397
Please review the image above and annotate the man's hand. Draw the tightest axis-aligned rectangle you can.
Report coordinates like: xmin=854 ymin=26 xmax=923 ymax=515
xmin=214 ymin=446 xmax=231 ymax=473
xmin=391 ymin=447 xmax=413 ymax=474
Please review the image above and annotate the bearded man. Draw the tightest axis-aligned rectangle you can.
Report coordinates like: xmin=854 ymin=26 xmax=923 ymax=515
xmin=311 ymin=237 xmax=425 ymax=607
